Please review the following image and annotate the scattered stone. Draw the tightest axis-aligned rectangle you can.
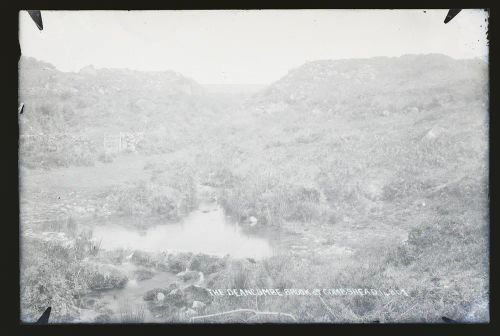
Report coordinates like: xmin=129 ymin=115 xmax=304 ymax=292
xmin=143 ymin=285 xmax=177 ymax=302
xmin=143 ymin=288 xmax=165 ymax=301
xmin=183 ymin=285 xmax=212 ymax=305
xmin=145 ymin=284 xmax=186 ymax=319
xmin=162 ymin=252 xmax=193 ymax=273
xmin=168 ymin=288 xmax=187 ymax=307
xmin=249 ymin=216 xmax=258 ymax=226
xmin=189 ymin=253 xmax=226 ymax=274
xmin=156 ymin=292 xmax=165 ymax=301
xmin=177 ymin=270 xmax=202 ymax=282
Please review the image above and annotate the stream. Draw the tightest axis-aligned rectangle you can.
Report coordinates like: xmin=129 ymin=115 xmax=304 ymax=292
xmin=79 ymin=188 xmax=272 ymax=322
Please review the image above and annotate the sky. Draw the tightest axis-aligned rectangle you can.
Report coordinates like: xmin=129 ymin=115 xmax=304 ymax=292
xmin=19 ymin=10 xmax=489 ymax=85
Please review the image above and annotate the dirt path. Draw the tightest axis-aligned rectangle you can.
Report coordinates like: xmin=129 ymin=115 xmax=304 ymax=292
xmin=20 ymin=153 xmax=171 ymax=193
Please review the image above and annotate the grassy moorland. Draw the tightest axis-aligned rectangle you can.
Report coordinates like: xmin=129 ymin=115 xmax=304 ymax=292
xmin=19 ymin=55 xmax=488 ymax=322
xmin=188 ymin=56 xmax=488 ymax=322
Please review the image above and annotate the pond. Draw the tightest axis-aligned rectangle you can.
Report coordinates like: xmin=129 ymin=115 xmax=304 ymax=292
xmin=92 ymin=200 xmax=272 ymax=260
xmin=79 ymin=198 xmax=273 ymax=322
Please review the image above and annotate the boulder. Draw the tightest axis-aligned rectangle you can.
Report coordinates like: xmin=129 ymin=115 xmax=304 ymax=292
xmin=189 ymin=253 xmax=226 ymax=274
xmin=168 ymin=288 xmax=187 ymax=307
xmin=143 ymin=288 xmax=168 ymax=302
xmin=177 ymin=270 xmax=202 ymax=283
xmin=159 ymin=252 xmax=193 ymax=273
xmin=249 ymin=216 xmax=258 ymax=227
xmin=183 ymin=285 xmax=212 ymax=306
xmin=145 ymin=285 xmax=186 ymax=319
xmin=143 ymin=284 xmax=178 ymax=301
xmin=156 ymin=292 xmax=165 ymax=301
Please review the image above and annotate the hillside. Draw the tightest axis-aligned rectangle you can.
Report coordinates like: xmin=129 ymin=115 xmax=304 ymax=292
xmin=18 ymin=57 xmax=220 ymax=168
xmin=201 ymin=54 xmax=488 ymax=322
xmin=248 ymin=54 xmax=487 ymax=116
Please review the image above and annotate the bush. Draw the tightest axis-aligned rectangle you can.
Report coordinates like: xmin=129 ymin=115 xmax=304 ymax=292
xmin=84 ymin=265 xmax=128 ymax=291
xmin=20 ymin=229 xmax=100 ymax=322
xmin=219 ymin=171 xmax=326 ymax=227
xmin=101 ymin=165 xmax=198 ymax=221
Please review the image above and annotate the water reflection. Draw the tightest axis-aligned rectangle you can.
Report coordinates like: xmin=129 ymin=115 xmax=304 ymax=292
xmin=93 ymin=202 xmax=272 ymax=259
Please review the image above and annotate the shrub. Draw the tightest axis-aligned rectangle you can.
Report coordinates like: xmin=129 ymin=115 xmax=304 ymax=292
xmin=84 ymin=265 xmax=128 ymax=291
xmin=101 ymin=165 xmax=198 ymax=221
xmin=20 ymin=229 xmax=100 ymax=322
xmin=218 ymin=171 xmax=326 ymax=227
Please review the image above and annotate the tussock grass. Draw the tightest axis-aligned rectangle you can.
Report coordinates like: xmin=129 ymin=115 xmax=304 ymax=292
xmin=201 ymin=100 xmax=488 ymax=322
xmin=119 ymin=303 xmax=146 ymax=323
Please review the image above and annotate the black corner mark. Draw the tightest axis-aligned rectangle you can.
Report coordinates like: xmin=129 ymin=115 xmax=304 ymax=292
xmin=27 ymin=10 xmax=43 ymax=30
xmin=18 ymin=103 xmax=24 ymax=115
xmin=444 ymin=9 xmax=462 ymax=24
xmin=441 ymin=316 xmax=458 ymax=323
xmin=35 ymin=307 xmax=51 ymax=324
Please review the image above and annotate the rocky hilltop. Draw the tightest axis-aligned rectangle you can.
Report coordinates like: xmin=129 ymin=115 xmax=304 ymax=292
xmin=18 ymin=57 xmax=221 ymax=167
xmin=249 ymin=54 xmax=488 ymax=116
xmin=19 ymin=57 xmax=214 ymax=132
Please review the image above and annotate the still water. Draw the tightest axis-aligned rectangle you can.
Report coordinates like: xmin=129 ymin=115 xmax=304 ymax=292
xmin=92 ymin=201 xmax=272 ymax=259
